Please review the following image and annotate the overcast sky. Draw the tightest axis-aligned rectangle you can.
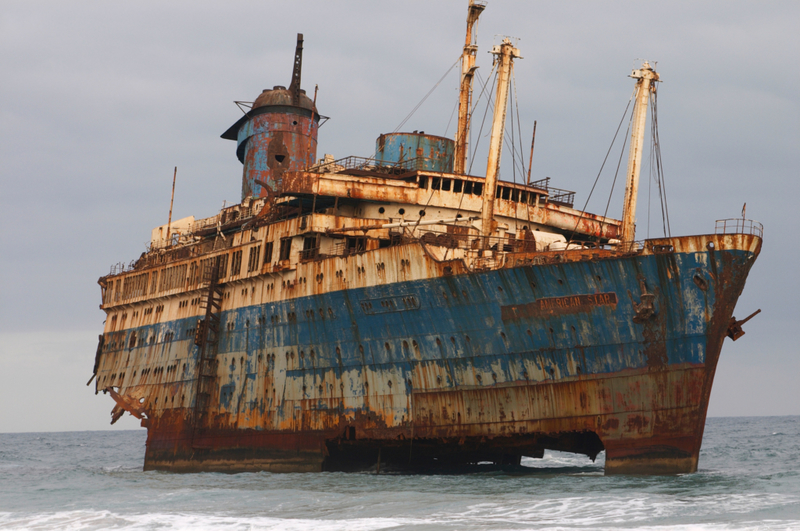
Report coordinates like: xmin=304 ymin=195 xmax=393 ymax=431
xmin=1 ymin=1 xmax=798 ymax=433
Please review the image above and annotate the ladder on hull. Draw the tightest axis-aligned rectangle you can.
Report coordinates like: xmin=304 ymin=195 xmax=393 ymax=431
xmin=192 ymin=256 xmax=224 ymax=435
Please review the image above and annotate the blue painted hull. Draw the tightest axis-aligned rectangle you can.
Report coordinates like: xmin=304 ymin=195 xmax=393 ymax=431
xmin=96 ymin=234 xmax=760 ymax=474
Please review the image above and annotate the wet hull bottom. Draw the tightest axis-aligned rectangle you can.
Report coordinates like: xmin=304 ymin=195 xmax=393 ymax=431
xmin=142 ymin=418 xmax=702 ymax=476
xmin=143 ymin=433 xmax=698 ymax=475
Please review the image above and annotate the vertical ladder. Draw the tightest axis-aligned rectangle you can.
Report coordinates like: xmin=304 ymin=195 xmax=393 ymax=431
xmin=192 ymin=256 xmax=224 ymax=429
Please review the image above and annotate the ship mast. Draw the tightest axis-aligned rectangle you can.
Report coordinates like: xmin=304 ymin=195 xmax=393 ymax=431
xmin=480 ymin=38 xmax=521 ymax=246
xmin=620 ymin=61 xmax=660 ymax=244
xmin=454 ymin=1 xmax=486 ymax=175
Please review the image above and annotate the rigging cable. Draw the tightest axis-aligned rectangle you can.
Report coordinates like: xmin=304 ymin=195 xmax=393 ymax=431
xmin=509 ymin=66 xmax=517 ymax=184
xmin=393 ymin=56 xmax=461 ymax=133
xmin=469 ymin=66 xmax=527 ymax=178
xmin=565 ymin=88 xmax=636 ymax=245
xmin=467 ymin=66 xmax=498 ymax=175
xmin=513 ymin=67 xmax=528 ymax=181
xmin=651 ymin=89 xmax=671 ymax=237
xmin=601 ymin=108 xmax=634 ymax=224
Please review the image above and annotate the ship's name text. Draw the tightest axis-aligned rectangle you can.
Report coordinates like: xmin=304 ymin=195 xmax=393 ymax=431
xmin=501 ymin=292 xmax=618 ymax=320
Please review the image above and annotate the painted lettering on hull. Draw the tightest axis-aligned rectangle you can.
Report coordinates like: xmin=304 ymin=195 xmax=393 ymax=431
xmin=501 ymin=292 xmax=618 ymax=320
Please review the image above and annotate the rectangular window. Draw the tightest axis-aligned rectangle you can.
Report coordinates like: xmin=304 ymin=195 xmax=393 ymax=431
xmin=502 ymin=187 xmax=511 ymax=200
xmin=453 ymin=179 xmax=463 ymax=193
xmin=218 ymin=254 xmax=229 ymax=278
xmin=247 ymin=246 xmax=261 ymax=272
xmin=300 ymin=235 xmax=319 ymax=261
xmin=432 ymin=177 xmax=441 ymax=190
xmin=345 ymin=236 xmax=366 ymax=255
xmin=520 ymin=191 xmax=528 ymax=204
xmin=279 ymin=238 xmax=292 ymax=261
xmin=511 ymin=189 xmax=519 ymax=202
xmin=473 ymin=182 xmax=483 ymax=195
xmin=418 ymin=175 xmax=428 ymax=189
xmin=188 ymin=262 xmax=198 ymax=286
xmin=231 ymin=250 xmax=243 ymax=276
xmin=263 ymin=242 xmax=274 ymax=265
xmin=441 ymin=179 xmax=451 ymax=192
xmin=464 ymin=181 xmax=473 ymax=194
xmin=149 ymin=271 xmax=159 ymax=294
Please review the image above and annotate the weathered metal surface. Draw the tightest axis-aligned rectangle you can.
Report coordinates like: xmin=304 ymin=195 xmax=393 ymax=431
xmin=222 ymin=35 xmax=320 ymax=201
xmin=620 ymin=62 xmax=660 ymax=243
xmin=481 ymin=38 xmax=521 ymax=243
xmin=454 ymin=0 xmax=486 ymax=175
xmin=375 ymin=133 xmax=455 ymax=173
xmin=95 ymin=228 xmax=761 ymax=474
xmin=92 ymin=28 xmax=762 ymax=477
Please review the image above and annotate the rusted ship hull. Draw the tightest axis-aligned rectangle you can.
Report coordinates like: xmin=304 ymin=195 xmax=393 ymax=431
xmin=98 ymin=232 xmax=759 ymax=475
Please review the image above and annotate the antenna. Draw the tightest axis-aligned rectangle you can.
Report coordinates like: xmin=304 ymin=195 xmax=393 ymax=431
xmin=165 ymin=166 xmax=177 ymax=246
xmin=526 ymin=120 xmax=537 ymax=185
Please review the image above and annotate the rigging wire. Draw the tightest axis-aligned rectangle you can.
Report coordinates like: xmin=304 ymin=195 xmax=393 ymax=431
xmin=601 ymin=110 xmax=634 ymax=223
xmin=393 ymin=56 xmax=461 ymax=133
xmin=470 ymin=66 xmax=527 ymax=179
xmin=443 ymin=97 xmax=460 ymax=138
xmin=509 ymin=68 xmax=517 ymax=184
xmin=651 ymin=89 xmax=671 ymax=237
xmin=513 ymin=67 xmax=528 ymax=181
xmin=566 ymin=88 xmax=636 ymax=244
xmin=647 ymin=130 xmax=653 ymax=239
xmin=468 ymin=67 xmax=498 ymax=175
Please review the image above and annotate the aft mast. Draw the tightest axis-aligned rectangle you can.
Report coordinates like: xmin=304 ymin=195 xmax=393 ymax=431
xmin=453 ymin=1 xmax=486 ymax=175
xmin=620 ymin=61 xmax=660 ymax=244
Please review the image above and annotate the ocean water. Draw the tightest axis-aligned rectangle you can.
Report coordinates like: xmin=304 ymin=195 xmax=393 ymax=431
xmin=1 ymin=416 xmax=798 ymax=530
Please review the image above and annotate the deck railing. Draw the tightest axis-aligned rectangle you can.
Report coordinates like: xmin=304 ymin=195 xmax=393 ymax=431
xmin=314 ymin=155 xmax=425 ymax=176
xmin=715 ymin=218 xmax=763 ymax=238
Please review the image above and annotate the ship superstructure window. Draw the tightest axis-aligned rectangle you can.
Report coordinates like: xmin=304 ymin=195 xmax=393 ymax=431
xmin=231 ymin=250 xmax=243 ymax=276
xmin=188 ymin=262 xmax=199 ymax=286
xmin=121 ymin=272 xmax=149 ymax=300
xmin=300 ymin=235 xmax=320 ymax=261
xmin=247 ymin=246 xmax=261 ymax=273
xmin=149 ymin=271 xmax=159 ymax=294
xmin=279 ymin=238 xmax=292 ymax=261
xmin=441 ymin=178 xmax=452 ymax=191
xmin=218 ymin=254 xmax=228 ymax=278
xmin=453 ymin=179 xmax=463 ymax=193
xmin=345 ymin=237 xmax=366 ymax=255
xmin=263 ymin=242 xmax=273 ymax=265
xmin=159 ymin=264 xmax=188 ymax=292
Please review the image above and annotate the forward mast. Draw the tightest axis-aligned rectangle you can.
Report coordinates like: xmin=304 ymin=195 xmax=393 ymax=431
xmin=620 ymin=61 xmax=660 ymax=244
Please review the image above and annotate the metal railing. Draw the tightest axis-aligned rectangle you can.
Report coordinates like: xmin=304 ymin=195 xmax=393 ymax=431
xmin=529 ymin=177 xmax=575 ymax=208
xmin=715 ymin=218 xmax=763 ymax=238
xmin=313 ymin=155 xmax=425 ymax=176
